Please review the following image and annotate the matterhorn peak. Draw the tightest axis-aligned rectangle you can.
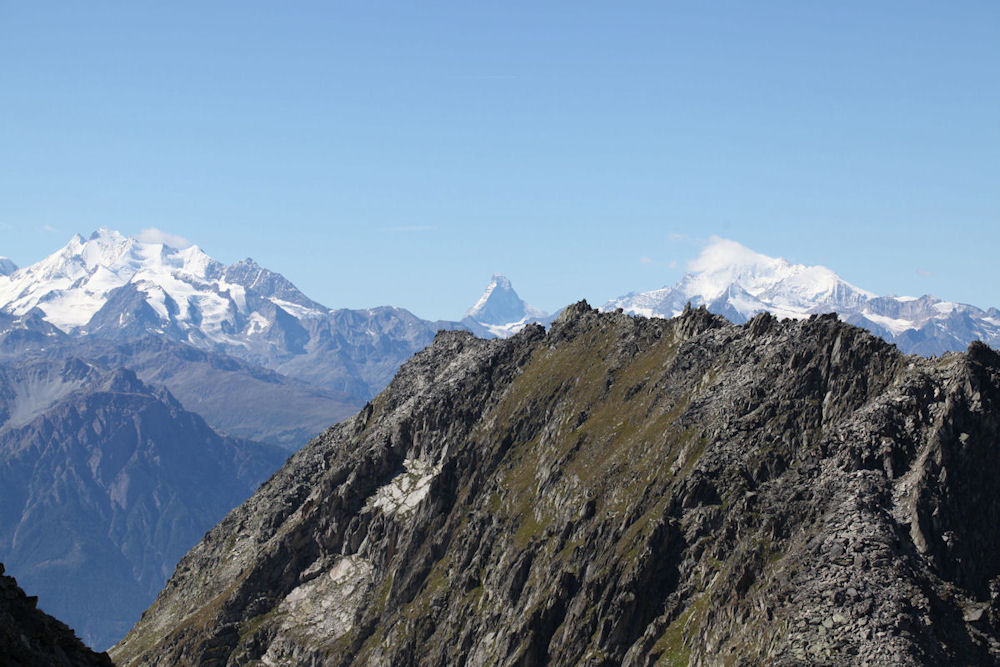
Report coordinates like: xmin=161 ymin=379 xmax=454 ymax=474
xmin=462 ymin=274 xmax=551 ymax=338
xmin=463 ymin=274 xmax=526 ymax=323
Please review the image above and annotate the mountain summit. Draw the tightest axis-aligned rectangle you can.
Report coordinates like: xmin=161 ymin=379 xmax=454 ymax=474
xmin=0 ymin=227 xmax=324 ymax=339
xmin=604 ymin=236 xmax=1000 ymax=355
xmin=462 ymin=273 xmax=552 ymax=337
xmin=0 ymin=228 xmax=465 ymax=409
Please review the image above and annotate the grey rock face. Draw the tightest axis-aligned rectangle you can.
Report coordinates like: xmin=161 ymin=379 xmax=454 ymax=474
xmin=0 ymin=359 xmax=287 ymax=650
xmin=114 ymin=304 xmax=1000 ymax=665
xmin=0 ymin=562 xmax=113 ymax=666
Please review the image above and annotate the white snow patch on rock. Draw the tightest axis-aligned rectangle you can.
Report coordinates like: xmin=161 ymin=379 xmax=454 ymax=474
xmin=261 ymin=555 xmax=374 ymax=664
xmin=368 ymin=458 xmax=441 ymax=516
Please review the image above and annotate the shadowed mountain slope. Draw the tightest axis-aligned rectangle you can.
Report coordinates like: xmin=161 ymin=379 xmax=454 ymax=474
xmin=0 ymin=359 xmax=286 ymax=650
xmin=0 ymin=562 xmax=113 ymax=666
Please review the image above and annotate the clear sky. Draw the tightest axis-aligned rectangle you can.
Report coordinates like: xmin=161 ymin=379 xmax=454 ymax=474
xmin=2 ymin=2 xmax=998 ymax=320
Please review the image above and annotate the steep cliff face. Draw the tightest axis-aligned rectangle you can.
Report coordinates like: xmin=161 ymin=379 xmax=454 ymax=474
xmin=112 ymin=303 xmax=1000 ymax=665
xmin=0 ymin=562 xmax=113 ymax=666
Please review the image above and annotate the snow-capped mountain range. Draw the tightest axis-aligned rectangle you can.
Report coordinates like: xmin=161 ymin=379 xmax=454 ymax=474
xmin=2 ymin=228 xmax=998 ymax=377
xmin=0 ymin=230 xmax=557 ymax=440
xmin=0 ymin=229 xmax=465 ymax=449
xmin=603 ymin=237 xmax=1000 ymax=356
xmin=0 ymin=229 xmax=543 ymax=349
xmin=461 ymin=273 xmax=554 ymax=337
xmin=0 ymin=228 xmax=325 ymax=341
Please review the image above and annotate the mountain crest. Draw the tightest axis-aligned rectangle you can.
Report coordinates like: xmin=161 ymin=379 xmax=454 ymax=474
xmin=0 ymin=228 xmax=328 ymax=339
xmin=462 ymin=274 xmax=552 ymax=338
xmin=464 ymin=273 xmax=526 ymax=323
xmin=603 ymin=236 xmax=1000 ymax=355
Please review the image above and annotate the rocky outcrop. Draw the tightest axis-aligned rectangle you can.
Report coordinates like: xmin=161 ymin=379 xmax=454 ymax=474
xmin=112 ymin=303 xmax=1000 ymax=665
xmin=0 ymin=561 xmax=112 ymax=666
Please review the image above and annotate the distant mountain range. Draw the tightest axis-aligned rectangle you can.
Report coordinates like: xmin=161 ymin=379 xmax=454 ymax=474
xmin=0 ymin=357 xmax=285 ymax=649
xmin=0 ymin=229 xmax=466 ymax=410
xmin=603 ymin=237 xmax=1000 ymax=356
xmin=0 ymin=229 xmax=558 ymax=443
xmin=0 ymin=231 xmax=454 ymax=449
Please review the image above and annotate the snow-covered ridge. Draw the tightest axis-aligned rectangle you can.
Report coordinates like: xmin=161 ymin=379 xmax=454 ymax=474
xmin=0 ymin=227 xmax=326 ymax=343
xmin=603 ymin=237 xmax=1000 ymax=356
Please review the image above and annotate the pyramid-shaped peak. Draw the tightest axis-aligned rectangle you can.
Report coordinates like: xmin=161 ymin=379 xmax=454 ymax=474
xmin=463 ymin=274 xmax=550 ymax=331
xmin=0 ymin=257 xmax=17 ymax=276
xmin=464 ymin=274 xmax=526 ymax=323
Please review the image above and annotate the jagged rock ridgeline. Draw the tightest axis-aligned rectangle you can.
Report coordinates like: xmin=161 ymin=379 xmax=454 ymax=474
xmin=603 ymin=237 xmax=1000 ymax=356
xmin=113 ymin=303 xmax=1000 ymax=665
xmin=0 ymin=562 xmax=112 ymax=666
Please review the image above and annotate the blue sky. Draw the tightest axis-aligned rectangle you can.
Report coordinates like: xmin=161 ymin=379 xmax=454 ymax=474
xmin=2 ymin=2 xmax=997 ymax=319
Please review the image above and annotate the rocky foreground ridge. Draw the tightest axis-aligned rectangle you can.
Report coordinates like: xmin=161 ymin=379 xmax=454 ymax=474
xmin=113 ymin=303 xmax=1000 ymax=665
xmin=0 ymin=562 xmax=112 ymax=666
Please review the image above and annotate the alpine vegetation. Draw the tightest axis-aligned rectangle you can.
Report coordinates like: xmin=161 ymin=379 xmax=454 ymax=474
xmin=113 ymin=303 xmax=1000 ymax=665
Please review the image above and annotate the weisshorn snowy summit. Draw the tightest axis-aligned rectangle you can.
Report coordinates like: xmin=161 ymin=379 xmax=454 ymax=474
xmin=604 ymin=237 xmax=1000 ymax=356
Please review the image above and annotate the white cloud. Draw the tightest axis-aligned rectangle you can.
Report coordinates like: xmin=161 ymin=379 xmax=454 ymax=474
xmin=639 ymin=256 xmax=653 ymax=264
xmin=42 ymin=224 xmax=57 ymax=233
xmin=136 ymin=227 xmax=193 ymax=249
xmin=687 ymin=235 xmax=772 ymax=273
xmin=916 ymin=268 xmax=933 ymax=277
